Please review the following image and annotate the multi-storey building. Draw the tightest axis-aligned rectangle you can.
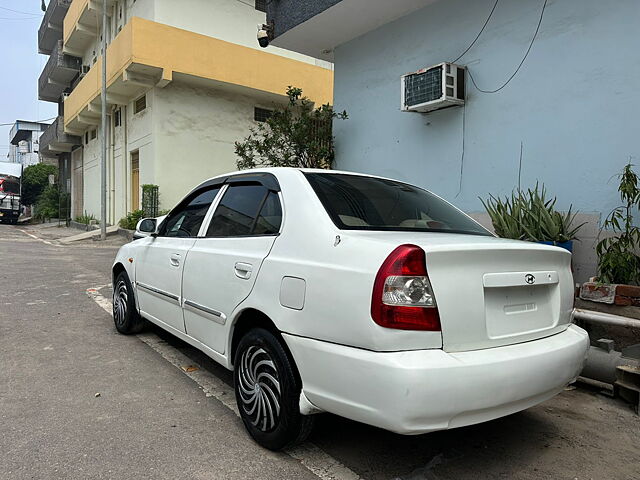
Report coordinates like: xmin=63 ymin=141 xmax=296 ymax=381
xmin=38 ymin=0 xmax=333 ymax=222
xmin=8 ymin=121 xmax=51 ymax=167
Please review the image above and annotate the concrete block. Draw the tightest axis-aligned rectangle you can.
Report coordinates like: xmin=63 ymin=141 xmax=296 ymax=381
xmin=580 ymin=282 xmax=616 ymax=304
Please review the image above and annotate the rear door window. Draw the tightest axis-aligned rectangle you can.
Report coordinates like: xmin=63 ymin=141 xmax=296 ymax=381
xmin=206 ymin=185 xmax=282 ymax=237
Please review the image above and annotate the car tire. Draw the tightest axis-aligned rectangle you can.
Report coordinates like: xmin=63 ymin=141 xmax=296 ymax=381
xmin=234 ymin=328 xmax=314 ymax=451
xmin=112 ymin=271 xmax=145 ymax=335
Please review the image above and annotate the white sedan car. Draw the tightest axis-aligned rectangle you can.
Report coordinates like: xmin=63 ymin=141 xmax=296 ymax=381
xmin=112 ymin=168 xmax=588 ymax=450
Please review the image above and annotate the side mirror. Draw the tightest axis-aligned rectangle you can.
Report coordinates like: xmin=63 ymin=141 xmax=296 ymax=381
xmin=136 ymin=218 xmax=158 ymax=235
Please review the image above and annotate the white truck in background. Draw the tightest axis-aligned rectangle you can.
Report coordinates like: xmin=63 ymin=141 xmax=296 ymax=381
xmin=0 ymin=161 xmax=23 ymax=224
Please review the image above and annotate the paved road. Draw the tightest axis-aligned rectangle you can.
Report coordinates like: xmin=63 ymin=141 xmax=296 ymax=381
xmin=1 ymin=223 xmax=639 ymax=480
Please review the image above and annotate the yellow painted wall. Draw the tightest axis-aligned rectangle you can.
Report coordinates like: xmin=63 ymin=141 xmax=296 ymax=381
xmin=64 ymin=17 xmax=334 ymax=130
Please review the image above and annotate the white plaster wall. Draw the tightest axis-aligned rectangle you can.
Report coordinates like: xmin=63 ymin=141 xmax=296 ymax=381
xmin=83 ymin=88 xmax=154 ymax=222
xmin=151 ymin=80 xmax=285 ymax=209
xmin=80 ymin=0 xmax=155 ymax=66
xmin=153 ymin=0 xmax=331 ymax=68
xmin=77 ymin=0 xmax=330 ymax=68
xmin=81 ymin=128 xmax=101 ymax=218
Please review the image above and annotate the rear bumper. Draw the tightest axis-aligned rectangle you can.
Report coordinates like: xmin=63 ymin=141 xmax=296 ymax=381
xmin=283 ymin=325 xmax=589 ymax=434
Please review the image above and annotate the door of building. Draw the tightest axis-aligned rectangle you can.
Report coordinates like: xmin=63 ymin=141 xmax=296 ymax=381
xmin=72 ymin=148 xmax=83 ymax=218
xmin=131 ymin=151 xmax=140 ymax=211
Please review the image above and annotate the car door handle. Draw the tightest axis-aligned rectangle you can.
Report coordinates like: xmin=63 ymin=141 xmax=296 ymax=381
xmin=170 ymin=253 xmax=181 ymax=267
xmin=234 ymin=262 xmax=253 ymax=279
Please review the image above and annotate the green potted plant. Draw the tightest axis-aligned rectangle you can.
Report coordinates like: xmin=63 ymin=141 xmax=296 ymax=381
xmin=596 ymin=163 xmax=640 ymax=285
xmin=580 ymin=163 xmax=640 ymax=307
xmin=481 ymin=184 xmax=585 ymax=251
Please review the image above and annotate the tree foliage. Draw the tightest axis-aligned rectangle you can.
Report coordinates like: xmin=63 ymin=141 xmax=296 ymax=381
xmin=596 ymin=163 xmax=640 ymax=285
xmin=235 ymin=86 xmax=348 ymax=170
xmin=34 ymin=184 xmax=60 ymax=221
xmin=22 ymin=163 xmax=58 ymax=206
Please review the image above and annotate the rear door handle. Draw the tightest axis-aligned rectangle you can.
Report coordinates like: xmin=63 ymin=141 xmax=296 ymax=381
xmin=170 ymin=253 xmax=181 ymax=267
xmin=234 ymin=262 xmax=253 ymax=279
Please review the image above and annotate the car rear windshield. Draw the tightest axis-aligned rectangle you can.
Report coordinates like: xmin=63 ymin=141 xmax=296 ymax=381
xmin=305 ymin=173 xmax=491 ymax=236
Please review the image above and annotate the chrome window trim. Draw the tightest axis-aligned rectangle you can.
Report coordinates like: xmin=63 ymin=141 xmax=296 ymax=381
xmin=183 ymin=299 xmax=227 ymax=325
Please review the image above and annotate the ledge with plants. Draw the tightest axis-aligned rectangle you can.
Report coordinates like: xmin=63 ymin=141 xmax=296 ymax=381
xmin=481 ymin=183 xmax=585 ymax=252
xmin=580 ymin=163 xmax=640 ymax=311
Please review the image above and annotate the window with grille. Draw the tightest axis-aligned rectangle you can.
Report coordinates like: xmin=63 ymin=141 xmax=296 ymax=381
xmin=90 ymin=129 xmax=97 ymax=140
xmin=254 ymin=107 xmax=273 ymax=123
xmin=255 ymin=0 xmax=267 ymax=12
xmin=134 ymin=95 xmax=146 ymax=114
xmin=114 ymin=109 xmax=121 ymax=127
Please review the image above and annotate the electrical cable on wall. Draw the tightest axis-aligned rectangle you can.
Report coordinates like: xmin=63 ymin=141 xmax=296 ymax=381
xmin=468 ymin=0 xmax=548 ymax=94
xmin=451 ymin=0 xmax=500 ymax=64
xmin=455 ymin=82 xmax=468 ymax=198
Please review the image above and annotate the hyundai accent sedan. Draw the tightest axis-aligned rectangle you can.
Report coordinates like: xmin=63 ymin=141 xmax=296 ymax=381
xmin=112 ymin=168 xmax=588 ymax=450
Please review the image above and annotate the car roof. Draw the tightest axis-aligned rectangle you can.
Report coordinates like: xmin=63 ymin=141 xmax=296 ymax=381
xmin=196 ymin=167 xmax=392 ymax=188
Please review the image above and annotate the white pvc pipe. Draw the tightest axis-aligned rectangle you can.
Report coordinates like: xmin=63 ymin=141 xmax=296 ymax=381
xmin=573 ymin=308 xmax=640 ymax=329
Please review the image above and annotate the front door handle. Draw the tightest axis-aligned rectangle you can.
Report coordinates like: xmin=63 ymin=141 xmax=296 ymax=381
xmin=170 ymin=253 xmax=181 ymax=267
xmin=234 ymin=262 xmax=253 ymax=279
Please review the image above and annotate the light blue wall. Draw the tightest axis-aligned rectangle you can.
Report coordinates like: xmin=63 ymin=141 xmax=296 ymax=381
xmin=332 ymin=0 xmax=640 ymax=218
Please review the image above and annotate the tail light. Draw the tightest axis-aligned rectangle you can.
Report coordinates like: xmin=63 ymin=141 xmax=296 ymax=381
xmin=371 ymin=244 xmax=440 ymax=331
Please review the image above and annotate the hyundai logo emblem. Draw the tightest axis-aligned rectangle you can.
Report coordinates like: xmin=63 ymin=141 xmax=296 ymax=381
xmin=525 ymin=274 xmax=536 ymax=285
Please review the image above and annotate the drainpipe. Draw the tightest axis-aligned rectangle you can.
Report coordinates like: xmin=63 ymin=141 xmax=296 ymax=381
xmin=573 ymin=309 xmax=640 ymax=388
xmin=110 ymin=105 xmax=116 ymax=223
xmin=123 ymin=105 xmax=128 ymax=213
xmin=573 ymin=308 xmax=640 ymax=329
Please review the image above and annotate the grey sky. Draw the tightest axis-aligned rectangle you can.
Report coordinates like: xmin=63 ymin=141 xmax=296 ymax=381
xmin=0 ymin=1 xmax=57 ymax=158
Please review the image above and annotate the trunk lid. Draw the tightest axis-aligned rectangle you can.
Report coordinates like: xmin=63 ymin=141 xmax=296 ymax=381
xmin=353 ymin=232 xmax=574 ymax=352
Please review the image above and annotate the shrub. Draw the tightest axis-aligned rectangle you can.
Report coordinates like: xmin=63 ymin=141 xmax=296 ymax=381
xmin=481 ymin=184 xmax=585 ymax=243
xmin=75 ymin=212 xmax=98 ymax=225
xmin=119 ymin=210 xmax=145 ymax=230
xmin=34 ymin=184 xmax=60 ymax=221
xmin=235 ymin=86 xmax=348 ymax=170
xmin=596 ymin=163 xmax=640 ymax=285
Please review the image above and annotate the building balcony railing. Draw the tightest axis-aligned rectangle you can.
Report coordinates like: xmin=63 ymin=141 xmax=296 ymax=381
xmin=39 ymin=39 xmax=82 ymax=103
xmin=39 ymin=116 xmax=82 ymax=157
xmin=39 ymin=0 xmax=72 ymax=55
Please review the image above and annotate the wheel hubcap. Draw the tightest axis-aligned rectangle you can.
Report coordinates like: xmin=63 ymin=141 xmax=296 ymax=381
xmin=238 ymin=346 xmax=281 ymax=432
xmin=113 ymin=280 xmax=128 ymax=327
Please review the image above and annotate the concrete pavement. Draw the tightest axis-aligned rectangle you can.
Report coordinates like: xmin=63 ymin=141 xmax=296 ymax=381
xmin=1 ymin=223 xmax=639 ymax=480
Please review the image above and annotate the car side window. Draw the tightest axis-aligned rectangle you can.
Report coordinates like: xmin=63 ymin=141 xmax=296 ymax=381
xmin=253 ymin=191 xmax=282 ymax=235
xmin=206 ymin=184 xmax=281 ymax=237
xmin=160 ymin=187 xmax=220 ymax=238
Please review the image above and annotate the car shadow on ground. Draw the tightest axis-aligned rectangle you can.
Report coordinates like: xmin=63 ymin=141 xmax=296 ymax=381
xmin=146 ymin=323 xmax=572 ymax=479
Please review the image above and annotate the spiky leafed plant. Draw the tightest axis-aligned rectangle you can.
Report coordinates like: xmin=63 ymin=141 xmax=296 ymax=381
xmin=481 ymin=184 xmax=585 ymax=243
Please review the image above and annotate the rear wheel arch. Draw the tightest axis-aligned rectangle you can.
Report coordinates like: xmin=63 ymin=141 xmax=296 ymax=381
xmin=230 ymin=309 xmax=296 ymax=374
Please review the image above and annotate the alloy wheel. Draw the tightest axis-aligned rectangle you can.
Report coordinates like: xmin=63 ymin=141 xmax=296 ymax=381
xmin=238 ymin=345 xmax=281 ymax=432
xmin=113 ymin=279 xmax=128 ymax=327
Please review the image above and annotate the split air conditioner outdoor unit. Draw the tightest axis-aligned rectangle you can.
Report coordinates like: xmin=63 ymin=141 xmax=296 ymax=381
xmin=401 ymin=62 xmax=465 ymax=113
